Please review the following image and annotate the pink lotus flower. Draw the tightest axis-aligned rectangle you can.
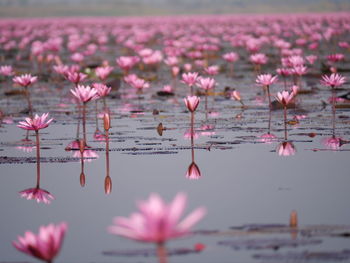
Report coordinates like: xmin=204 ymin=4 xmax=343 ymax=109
xmin=292 ymin=65 xmax=307 ymax=76
xmin=196 ymin=77 xmax=216 ymax=90
xmin=19 ymin=187 xmax=54 ymax=204
xmin=276 ymin=90 xmax=294 ymax=106
xmin=70 ymin=52 xmax=84 ymax=63
xmin=162 ymin=85 xmax=173 ymax=93
xmin=95 ymin=66 xmax=113 ymax=81
xmin=250 ymin=53 xmax=268 ymax=65
xmin=171 ymin=66 xmax=180 ymax=77
xmin=276 ymin=68 xmax=292 ymax=77
xmin=0 ymin=65 xmax=14 ymax=76
xmin=223 ymin=52 xmax=239 ymax=62
xmin=116 ymin=56 xmax=140 ymax=72
xmin=17 ymin=113 xmax=53 ymax=131
xmin=124 ymin=74 xmax=138 ymax=85
xmin=164 ymin=56 xmax=178 ymax=67
xmin=13 ymin=74 xmax=38 ymax=87
xmin=321 ymin=73 xmax=346 ymax=87
xmin=92 ymin=83 xmax=111 ymax=97
xmin=66 ymin=72 xmax=87 ymax=85
xmin=13 ymin=222 xmax=67 ymax=263
xmin=186 ymin=162 xmax=201 ymax=179
xmin=277 ymin=141 xmax=296 ymax=156
xmin=71 ymin=85 xmax=98 ymax=103
xmin=182 ymin=72 xmax=199 ymax=87
xmin=184 ymin=63 xmax=192 ymax=72
xmin=204 ymin=65 xmax=219 ymax=76
xmin=306 ymin=55 xmax=318 ymax=65
xmin=108 ymin=192 xmax=206 ymax=244
xmin=184 ymin=96 xmax=200 ymax=112
xmin=129 ymin=77 xmax=150 ymax=90
xmin=256 ymin=74 xmax=278 ymax=86
xmin=327 ymin=53 xmax=344 ymax=63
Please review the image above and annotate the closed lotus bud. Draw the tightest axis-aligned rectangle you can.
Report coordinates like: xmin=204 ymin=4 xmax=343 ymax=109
xmin=104 ymin=175 xmax=112 ymax=194
xmin=80 ymin=172 xmax=85 ymax=187
xmin=289 ymin=210 xmax=298 ymax=228
xmin=79 ymin=139 xmax=85 ymax=154
xmin=103 ymin=113 xmax=110 ymax=131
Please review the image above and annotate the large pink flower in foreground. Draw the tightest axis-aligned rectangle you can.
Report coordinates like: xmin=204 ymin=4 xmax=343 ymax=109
xmin=13 ymin=74 xmax=38 ymax=87
xmin=19 ymin=187 xmax=54 ymax=204
xmin=71 ymin=85 xmax=98 ymax=103
xmin=108 ymin=192 xmax=206 ymax=244
xmin=184 ymin=95 xmax=200 ymax=112
xmin=321 ymin=73 xmax=346 ymax=87
xmin=13 ymin=222 xmax=67 ymax=263
xmin=17 ymin=113 xmax=53 ymax=131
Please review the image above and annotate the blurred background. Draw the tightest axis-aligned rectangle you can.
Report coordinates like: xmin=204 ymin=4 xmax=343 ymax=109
xmin=0 ymin=0 xmax=349 ymax=17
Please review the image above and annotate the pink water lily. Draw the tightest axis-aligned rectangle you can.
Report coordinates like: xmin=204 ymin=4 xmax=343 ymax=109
xmin=71 ymin=85 xmax=98 ymax=103
xmin=0 ymin=65 xmax=14 ymax=76
xmin=66 ymin=72 xmax=87 ymax=85
xmin=17 ymin=113 xmax=53 ymax=131
xmin=13 ymin=222 xmax=67 ymax=263
xmin=13 ymin=74 xmax=37 ymax=87
xmin=92 ymin=83 xmax=111 ymax=97
xmin=182 ymin=72 xmax=199 ymax=87
xmin=184 ymin=96 xmax=200 ymax=112
xmin=256 ymin=74 xmax=278 ymax=86
xmin=276 ymin=90 xmax=294 ymax=106
xmin=196 ymin=77 xmax=216 ymax=91
xmin=108 ymin=192 xmax=206 ymax=244
xmin=321 ymin=73 xmax=346 ymax=87
xmin=95 ymin=66 xmax=113 ymax=81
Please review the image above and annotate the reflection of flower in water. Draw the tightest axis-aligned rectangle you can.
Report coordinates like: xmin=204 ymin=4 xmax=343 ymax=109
xmin=208 ymin=111 xmax=219 ymax=118
xmin=200 ymin=124 xmax=216 ymax=136
xmin=322 ymin=136 xmax=342 ymax=150
xmin=72 ymin=148 xmax=99 ymax=161
xmin=277 ymin=141 xmax=296 ymax=156
xmin=19 ymin=187 xmax=54 ymax=204
xmin=65 ymin=140 xmax=99 ymax=162
xmin=184 ymin=129 xmax=199 ymax=140
xmin=94 ymin=129 xmax=106 ymax=142
xmin=16 ymin=139 xmax=36 ymax=153
xmin=259 ymin=133 xmax=277 ymax=144
xmin=186 ymin=162 xmax=201 ymax=180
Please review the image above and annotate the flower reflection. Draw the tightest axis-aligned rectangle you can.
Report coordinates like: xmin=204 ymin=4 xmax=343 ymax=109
xmin=260 ymin=133 xmax=277 ymax=144
xmin=104 ymin=113 xmax=112 ymax=194
xmin=322 ymin=136 xmax=342 ymax=150
xmin=186 ymin=162 xmax=201 ymax=180
xmin=276 ymin=141 xmax=296 ymax=156
xmin=19 ymin=187 xmax=54 ymax=204
xmin=16 ymin=139 xmax=36 ymax=153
